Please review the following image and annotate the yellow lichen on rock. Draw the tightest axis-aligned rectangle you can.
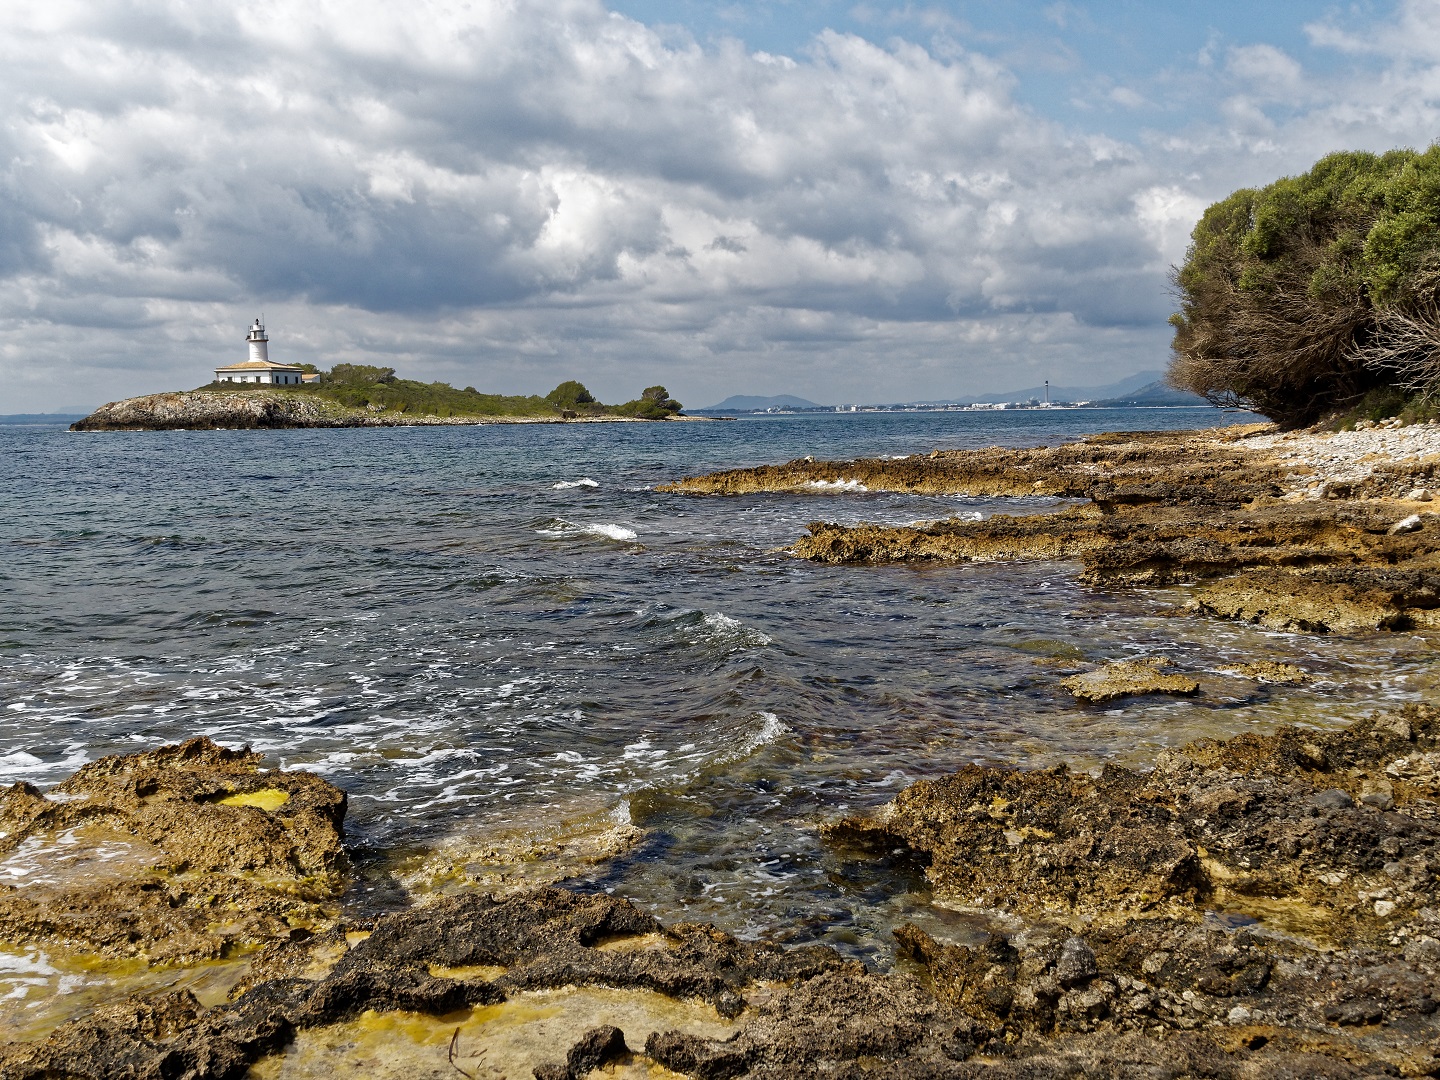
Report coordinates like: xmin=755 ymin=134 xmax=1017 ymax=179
xmin=215 ymin=788 xmax=291 ymax=811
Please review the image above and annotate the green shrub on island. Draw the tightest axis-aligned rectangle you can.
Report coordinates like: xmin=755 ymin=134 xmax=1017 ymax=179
xmin=302 ymin=370 xmax=550 ymax=417
xmin=201 ymin=369 xmax=681 ymax=420
xmin=544 ymin=381 xmax=682 ymax=418
xmin=1169 ymin=144 xmax=1440 ymax=426
xmin=545 ymin=380 xmax=597 ymax=409
xmin=614 ymin=385 xmax=684 ymax=419
xmin=325 ymin=363 xmax=397 ymax=386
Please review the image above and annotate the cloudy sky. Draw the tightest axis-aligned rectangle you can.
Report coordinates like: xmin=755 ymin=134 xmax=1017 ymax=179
xmin=3 ymin=0 xmax=1438 ymax=412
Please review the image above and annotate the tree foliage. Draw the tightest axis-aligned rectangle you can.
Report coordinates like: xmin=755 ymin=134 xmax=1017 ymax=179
xmin=325 ymin=363 xmax=397 ymax=385
xmin=545 ymin=380 xmax=597 ymax=408
xmin=1168 ymin=145 xmax=1440 ymax=425
xmin=206 ymin=367 xmax=683 ymax=421
xmin=614 ymin=385 xmax=683 ymax=419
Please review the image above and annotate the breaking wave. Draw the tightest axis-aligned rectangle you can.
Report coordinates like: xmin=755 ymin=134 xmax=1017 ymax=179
xmin=699 ymin=612 xmax=773 ymax=648
xmin=536 ymin=520 xmax=638 ymax=541
xmin=806 ymin=478 xmax=868 ymax=492
xmin=585 ymin=523 xmax=637 ymax=541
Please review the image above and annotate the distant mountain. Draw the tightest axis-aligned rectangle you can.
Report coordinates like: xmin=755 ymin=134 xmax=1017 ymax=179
xmin=700 ymin=394 xmax=824 ymax=411
xmin=0 ymin=413 xmax=91 ymax=425
xmin=1092 ymin=380 xmax=1207 ymax=407
xmin=692 ymin=372 xmax=1207 ymax=412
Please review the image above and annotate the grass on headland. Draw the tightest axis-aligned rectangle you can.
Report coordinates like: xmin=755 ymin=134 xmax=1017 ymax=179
xmin=197 ymin=365 xmax=683 ymax=420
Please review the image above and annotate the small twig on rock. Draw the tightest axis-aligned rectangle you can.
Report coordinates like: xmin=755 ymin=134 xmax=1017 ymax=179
xmin=448 ymin=1027 xmax=475 ymax=1079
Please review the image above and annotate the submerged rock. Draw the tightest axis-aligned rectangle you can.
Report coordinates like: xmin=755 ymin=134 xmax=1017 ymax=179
xmin=0 ymin=737 xmax=346 ymax=964
xmin=1061 ymin=657 xmax=1200 ymax=703
xmin=398 ymin=818 xmax=647 ymax=900
xmin=1221 ymin=660 xmax=1311 ymax=684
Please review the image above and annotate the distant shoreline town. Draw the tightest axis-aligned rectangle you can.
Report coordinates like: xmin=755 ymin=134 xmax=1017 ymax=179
xmin=691 ymin=374 xmax=1212 ymax=415
xmin=689 ymin=400 xmax=1215 ymax=416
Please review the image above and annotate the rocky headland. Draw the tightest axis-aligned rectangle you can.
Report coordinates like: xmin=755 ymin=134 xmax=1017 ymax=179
xmin=661 ymin=420 xmax=1440 ymax=636
xmin=68 ymin=391 xmax=699 ymax=431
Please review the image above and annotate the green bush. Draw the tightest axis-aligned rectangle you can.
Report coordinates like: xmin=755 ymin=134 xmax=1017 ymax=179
xmin=614 ymin=385 xmax=683 ymax=419
xmin=1168 ymin=145 xmax=1440 ymax=426
xmin=326 ymin=363 xmax=397 ymax=385
xmin=545 ymin=380 xmax=597 ymax=409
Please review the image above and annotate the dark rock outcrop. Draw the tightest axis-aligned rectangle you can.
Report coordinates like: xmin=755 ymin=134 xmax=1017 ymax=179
xmin=69 ymin=392 xmax=365 ymax=430
xmin=10 ymin=717 xmax=1440 ymax=1077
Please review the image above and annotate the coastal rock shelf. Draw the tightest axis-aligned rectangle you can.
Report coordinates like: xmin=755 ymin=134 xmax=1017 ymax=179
xmin=666 ymin=424 xmax=1440 ymax=636
xmin=7 ymin=716 xmax=1440 ymax=1076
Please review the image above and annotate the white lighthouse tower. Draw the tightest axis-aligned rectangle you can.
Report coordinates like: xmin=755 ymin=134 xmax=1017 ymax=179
xmin=246 ymin=317 xmax=270 ymax=363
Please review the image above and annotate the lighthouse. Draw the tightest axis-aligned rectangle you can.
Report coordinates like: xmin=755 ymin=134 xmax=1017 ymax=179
xmin=214 ymin=318 xmax=307 ymax=384
xmin=246 ymin=318 xmax=270 ymax=363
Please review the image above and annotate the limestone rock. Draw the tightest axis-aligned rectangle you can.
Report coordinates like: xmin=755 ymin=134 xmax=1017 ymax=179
xmin=0 ymin=737 xmax=346 ymax=963
xmin=1220 ymin=660 xmax=1311 ymax=685
xmin=1061 ymin=658 xmax=1200 ymax=704
xmin=1390 ymin=513 xmax=1425 ymax=534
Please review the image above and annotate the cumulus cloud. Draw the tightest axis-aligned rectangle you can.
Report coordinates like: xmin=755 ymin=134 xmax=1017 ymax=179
xmin=2 ymin=0 xmax=1439 ymax=410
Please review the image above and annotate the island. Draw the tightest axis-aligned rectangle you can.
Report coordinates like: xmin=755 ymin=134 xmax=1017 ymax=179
xmin=71 ymin=359 xmax=690 ymax=431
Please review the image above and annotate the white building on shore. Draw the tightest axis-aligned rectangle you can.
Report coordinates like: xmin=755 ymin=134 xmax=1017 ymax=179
xmin=214 ymin=319 xmax=309 ymax=385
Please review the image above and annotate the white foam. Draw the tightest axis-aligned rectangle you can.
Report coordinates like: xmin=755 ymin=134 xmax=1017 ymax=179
xmin=536 ymin=520 xmax=637 ymax=541
xmin=552 ymin=478 xmax=599 ymax=490
xmin=806 ymin=478 xmax=868 ymax=492
xmin=714 ymin=712 xmax=791 ymax=766
xmin=584 ymin=523 xmax=637 ymax=541
xmin=0 ymin=749 xmax=89 ymax=783
xmin=0 ymin=947 xmax=59 ymax=978
xmin=700 ymin=612 xmax=773 ymax=648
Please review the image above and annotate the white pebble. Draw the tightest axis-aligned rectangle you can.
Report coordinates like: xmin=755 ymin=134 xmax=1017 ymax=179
xmin=1390 ymin=515 xmax=1424 ymax=535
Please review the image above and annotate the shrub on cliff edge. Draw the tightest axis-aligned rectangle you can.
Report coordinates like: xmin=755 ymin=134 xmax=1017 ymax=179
xmin=1168 ymin=145 xmax=1440 ymax=426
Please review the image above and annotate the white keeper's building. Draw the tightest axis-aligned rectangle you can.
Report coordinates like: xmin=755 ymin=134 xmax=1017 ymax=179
xmin=214 ymin=319 xmax=311 ymax=385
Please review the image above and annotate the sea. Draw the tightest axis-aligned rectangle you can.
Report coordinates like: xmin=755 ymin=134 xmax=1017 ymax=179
xmin=4 ymin=407 xmax=1438 ymax=964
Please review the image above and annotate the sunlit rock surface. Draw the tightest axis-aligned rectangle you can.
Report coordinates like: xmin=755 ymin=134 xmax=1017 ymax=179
xmin=0 ymin=737 xmax=346 ymax=966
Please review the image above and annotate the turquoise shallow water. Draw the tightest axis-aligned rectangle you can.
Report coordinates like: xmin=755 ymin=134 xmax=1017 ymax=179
xmin=3 ymin=407 xmax=1437 ymax=959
